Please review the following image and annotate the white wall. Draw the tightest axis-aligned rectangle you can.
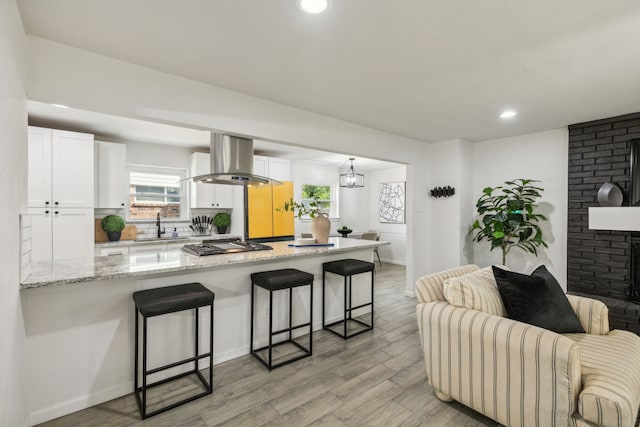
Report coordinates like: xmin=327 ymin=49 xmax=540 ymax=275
xmin=368 ymin=166 xmax=407 ymax=265
xmin=0 ymin=1 xmax=28 ymax=426
xmin=125 ymin=140 xmax=192 ymax=170
xmin=471 ymin=129 xmax=568 ymax=287
xmin=428 ymin=139 xmax=474 ymax=272
xmin=25 ymin=36 xmax=433 ymax=293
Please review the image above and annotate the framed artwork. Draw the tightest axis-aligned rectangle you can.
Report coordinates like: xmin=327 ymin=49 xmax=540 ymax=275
xmin=379 ymin=181 xmax=406 ymax=224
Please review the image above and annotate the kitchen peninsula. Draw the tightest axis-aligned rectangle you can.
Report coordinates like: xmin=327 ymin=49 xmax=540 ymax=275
xmin=21 ymin=237 xmax=386 ymax=425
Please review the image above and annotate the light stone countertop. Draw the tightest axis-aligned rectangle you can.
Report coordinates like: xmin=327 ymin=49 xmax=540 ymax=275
xmin=22 ymin=238 xmax=387 ymax=289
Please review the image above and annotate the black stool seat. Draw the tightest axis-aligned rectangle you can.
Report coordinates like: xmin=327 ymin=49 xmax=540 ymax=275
xmin=133 ymin=282 xmax=214 ymax=419
xmin=251 ymin=269 xmax=314 ymax=291
xmin=133 ymin=283 xmax=214 ymax=316
xmin=323 ymin=259 xmax=375 ymax=276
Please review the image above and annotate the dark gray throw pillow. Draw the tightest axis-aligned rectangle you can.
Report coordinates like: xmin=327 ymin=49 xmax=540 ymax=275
xmin=492 ymin=265 xmax=585 ymax=334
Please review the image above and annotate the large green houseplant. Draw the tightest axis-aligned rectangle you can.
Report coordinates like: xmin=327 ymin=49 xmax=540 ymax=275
xmin=469 ymin=179 xmax=548 ymax=265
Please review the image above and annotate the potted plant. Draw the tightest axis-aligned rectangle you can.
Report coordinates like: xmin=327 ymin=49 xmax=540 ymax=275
xmin=213 ymin=212 xmax=231 ymax=234
xmin=279 ymin=195 xmax=331 ymax=243
xmin=469 ymin=178 xmax=548 ymax=265
xmin=101 ymin=215 xmax=126 ymax=241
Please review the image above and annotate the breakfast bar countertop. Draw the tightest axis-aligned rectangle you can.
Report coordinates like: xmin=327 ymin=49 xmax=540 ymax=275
xmin=21 ymin=238 xmax=387 ymax=289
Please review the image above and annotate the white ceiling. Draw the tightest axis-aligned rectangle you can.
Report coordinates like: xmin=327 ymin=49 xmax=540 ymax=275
xmin=18 ymin=0 xmax=640 ymax=143
xmin=28 ymin=101 xmax=399 ymax=171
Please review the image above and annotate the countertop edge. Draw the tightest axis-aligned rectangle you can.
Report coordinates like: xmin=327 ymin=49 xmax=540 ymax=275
xmin=21 ymin=241 xmax=388 ymax=289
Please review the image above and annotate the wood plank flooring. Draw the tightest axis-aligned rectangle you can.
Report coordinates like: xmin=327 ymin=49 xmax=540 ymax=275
xmin=37 ymin=263 xmax=498 ymax=427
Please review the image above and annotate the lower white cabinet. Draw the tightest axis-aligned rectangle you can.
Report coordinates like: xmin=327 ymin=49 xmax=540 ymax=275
xmin=128 ymin=244 xmax=166 ymax=255
xmin=97 ymin=247 xmax=129 ymax=256
xmin=29 ymin=208 xmax=94 ymax=262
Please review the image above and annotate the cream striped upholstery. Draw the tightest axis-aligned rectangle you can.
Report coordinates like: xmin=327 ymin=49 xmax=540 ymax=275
xmin=566 ymin=295 xmax=610 ymax=336
xmin=417 ymin=301 xmax=581 ymax=427
xmin=415 ymin=264 xmax=479 ymax=303
xmin=443 ymin=265 xmax=507 ymax=317
xmin=416 ymin=265 xmax=640 ymax=427
xmin=564 ymin=331 xmax=640 ymax=427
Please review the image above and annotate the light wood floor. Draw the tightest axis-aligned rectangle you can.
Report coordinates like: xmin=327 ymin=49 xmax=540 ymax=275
xmin=38 ymin=263 xmax=498 ymax=427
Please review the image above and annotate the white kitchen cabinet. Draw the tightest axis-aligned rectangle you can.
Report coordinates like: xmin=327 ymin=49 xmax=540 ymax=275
xmin=28 ymin=208 xmax=94 ymax=262
xmin=28 ymin=126 xmax=94 ymax=208
xmin=95 ymin=141 xmax=127 ymax=209
xmin=129 ymin=244 xmax=167 ymax=254
xmin=252 ymin=155 xmax=290 ymax=181
xmin=97 ymin=247 xmax=129 ymax=256
xmin=190 ymin=152 xmax=233 ymax=208
xmin=252 ymin=155 xmax=269 ymax=177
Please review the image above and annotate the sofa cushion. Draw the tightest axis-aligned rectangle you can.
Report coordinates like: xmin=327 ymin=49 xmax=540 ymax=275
xmin=443 ymin=265 xmax=506 ymax=317
xmin=564 ymin=331 xmax=640 ymax=427
xmin=492 ymin=265 xmax=585 ymax=334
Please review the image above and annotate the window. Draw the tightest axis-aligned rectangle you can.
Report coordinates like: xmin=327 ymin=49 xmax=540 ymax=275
xmin=301 ymin=184 xmax=338 ymax=218
xmin=128 ymin=166 xmax=187 ymax=220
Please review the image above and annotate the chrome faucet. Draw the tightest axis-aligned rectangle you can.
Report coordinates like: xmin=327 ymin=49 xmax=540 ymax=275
xmin=156 ymin=213 xmax=166 ymax=238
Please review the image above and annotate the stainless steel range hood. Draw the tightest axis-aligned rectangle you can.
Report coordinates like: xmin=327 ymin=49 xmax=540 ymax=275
xmin=192 ymin=134 xmax=281 ymax=186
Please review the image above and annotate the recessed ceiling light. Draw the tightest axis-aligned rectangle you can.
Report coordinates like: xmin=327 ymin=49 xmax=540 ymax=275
xmin=51 ymin=104 xmax=69 ymax=109
xmin=297 ymin=0 xmax=330 ymax=14
xmin=500 ymin=110 xmax=517 ymax=119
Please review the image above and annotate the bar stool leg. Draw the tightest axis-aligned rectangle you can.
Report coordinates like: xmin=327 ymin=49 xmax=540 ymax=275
xmin=268 ymin=290 xmax=273 ymax=369
xmin=370 ymin=270 xmax=375 ymax=328
xmin=142 ymin=315 xmax=148 ymax=419
xmin=250 ymin=283 xmax=254 ymax=354
xmin=209 ymin=300 xmax=214 ymax=390
xmin=195 ymin=307 xmax=199 ymax=372
xmin=322 ymin=270 xmax=326 ymax=329
xmin=288 ymin=287 xmax=293 ymax=342
xmin=309 ymin=282 xmax=313 ymax=354
xmin=343 ymin=275 xmax=348 ymax=338
xmin=348 ymin=275 xmax=353 ymax=320
xmin=134 ymin=307 xmax=138 ymax=394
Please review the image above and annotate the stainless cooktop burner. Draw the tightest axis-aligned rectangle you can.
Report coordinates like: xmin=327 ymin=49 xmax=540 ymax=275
xmin=182 ymin=238 xmax=272 ymax=256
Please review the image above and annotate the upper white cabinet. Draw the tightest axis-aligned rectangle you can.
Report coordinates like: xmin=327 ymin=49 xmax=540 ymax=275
xmin=253 ymin=155 xmax=290 ymax=181
xmin=95 ymin=141 xmax=127 ymax=209
xmin=28 ymin=126 xmax=94 ymax=208
xmin=190 ymin=152 xmax=233 ymax=209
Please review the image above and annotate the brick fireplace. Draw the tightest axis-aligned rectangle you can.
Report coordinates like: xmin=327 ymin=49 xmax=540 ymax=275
xmin=567 ymin=112 xmax=640 ymax=333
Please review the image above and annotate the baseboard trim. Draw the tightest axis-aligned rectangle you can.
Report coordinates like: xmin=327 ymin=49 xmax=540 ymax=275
xmin=27 ymin=382 xmax=134 ymax=426
xmin=379 ymin=258 xmax=406 ymax=266
xmin=404 ymin=289 xmax=416 ymax=298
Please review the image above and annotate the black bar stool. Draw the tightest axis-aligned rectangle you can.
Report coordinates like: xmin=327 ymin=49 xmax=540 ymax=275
xmin=133 ymin=282 xmax=214 ymax=419
xmin=322 ymin=259 xmax=375 ymax=339
xmin=250 ymin=268 xmax=314 ymax=370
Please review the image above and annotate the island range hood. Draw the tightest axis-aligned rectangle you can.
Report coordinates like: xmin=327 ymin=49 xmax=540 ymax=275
xmin=191 ymin=133 xmax=281 ymax=186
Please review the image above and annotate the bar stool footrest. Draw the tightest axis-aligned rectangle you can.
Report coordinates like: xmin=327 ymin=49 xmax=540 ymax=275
xmin=324 ymin=318 xmax=373 ymax=339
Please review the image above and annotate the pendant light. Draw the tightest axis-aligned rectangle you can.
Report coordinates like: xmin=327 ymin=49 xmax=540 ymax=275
xmin=340 ymin=158 xmax=364 ymax=188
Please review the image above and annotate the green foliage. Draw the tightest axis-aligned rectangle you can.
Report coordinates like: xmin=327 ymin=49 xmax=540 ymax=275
xmin=101 ymin=215 xmax=126 ymax=233
xmin=340 ymin=226 xmax=351 ymax=231
xmin=213 ymin=212 xmax=231 ymax=227
xmin=278 ymin=194 xmax=325 ymax=219
xmin=469 ymin=179 xmax=548 ymax=265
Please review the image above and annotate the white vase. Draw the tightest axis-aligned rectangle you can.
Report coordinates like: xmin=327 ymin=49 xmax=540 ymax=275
xmin=311 ymin=213 xmax=331 ymax=243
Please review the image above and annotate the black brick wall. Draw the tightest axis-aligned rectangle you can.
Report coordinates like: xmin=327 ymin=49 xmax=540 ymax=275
xmin=567 ymin=112 xmax=640 ymax=332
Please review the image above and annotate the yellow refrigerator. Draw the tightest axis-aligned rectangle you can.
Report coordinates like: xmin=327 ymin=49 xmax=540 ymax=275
xmin=246 ymin=181 xmax=294 ymax=240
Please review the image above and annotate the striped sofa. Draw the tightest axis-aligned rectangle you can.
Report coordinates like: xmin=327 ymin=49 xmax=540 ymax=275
xmin=415 ymin=264 xmax=640 ymax=427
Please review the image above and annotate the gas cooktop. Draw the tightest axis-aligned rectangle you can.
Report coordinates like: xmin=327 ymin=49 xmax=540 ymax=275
xmin=182 ymin=238 xmax=272 ymax=256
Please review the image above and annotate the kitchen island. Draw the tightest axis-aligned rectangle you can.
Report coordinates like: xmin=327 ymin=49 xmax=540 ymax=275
xmin=21 ymin=237 xmax=386 ymax=425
